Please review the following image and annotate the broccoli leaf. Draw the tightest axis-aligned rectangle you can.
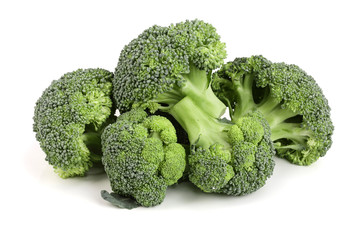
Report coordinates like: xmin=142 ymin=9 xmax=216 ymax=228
xmin=101 ymin=190 xmax=140 ymax=209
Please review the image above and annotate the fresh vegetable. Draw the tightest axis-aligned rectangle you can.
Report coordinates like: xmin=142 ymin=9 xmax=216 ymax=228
xmin=33 ymin=68 xmax=115 ymax=178
xmin=112 ymin=19 xmax=275 ymax=195
xmin=212 ymin=56 xmax=334 ymax=165
xmin=33 ymin=20 xmax=333 ymax=208
xmin=101 ymin=109 xmax=186 ymax=207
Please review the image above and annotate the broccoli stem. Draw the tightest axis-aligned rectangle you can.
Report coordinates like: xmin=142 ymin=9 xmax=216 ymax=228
xmin=260 ymin=100 xmax=309 ymax=152
xmin=271 ymin=123 xmax=301 ymax=139
xmin=157 ymin=63 xmax=231 ymax=149
xmin=227 ymin=73 xmax=310 ymax=152
xmin=157 ymin=63 xmax=227 ymax=119
xmin=257 ymin=96 xmax=299 ymax=128
xmin=229 ymin=73 xmax=300 ymax=132
xmin=270 ymin=122 xmax=313 ymax=151
xmin=82 ymin=131 xmax=102 ymax=162
xmin=232 ymin=73 xmax=257 ymax=120
xmin=169 ymin=96 xmax=231 ymax=149
xmin=149 ymin=131 xmax=161 ymax=140
xmin=180 ymin=64 xmax=227 ymax=118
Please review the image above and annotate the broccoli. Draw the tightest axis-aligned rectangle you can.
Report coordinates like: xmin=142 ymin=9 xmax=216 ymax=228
xmin=187 ymin=111 xmax=275 ymax=195
xmin=212 ymin=55 xmax=334 ymax=165
xmin=33 ymin=68 xmax=115 ymax=178
xmin=112 ymin=19 xmax=275 ymax=195
xmin=101 ymin=108 xmax=186 ymax=207
xmin=31 ymin=19 xmax=335 ymax=208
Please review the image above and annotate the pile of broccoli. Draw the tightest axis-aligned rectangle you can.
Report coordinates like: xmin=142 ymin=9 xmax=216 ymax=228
xmin=33 ymin=19 xmax=333 ymax=208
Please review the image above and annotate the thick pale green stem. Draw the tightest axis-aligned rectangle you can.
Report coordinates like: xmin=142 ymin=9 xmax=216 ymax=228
xmin=180 ymin=65 xmax=226 ymax=118
xmin=232 ymin=74 xmax=257 ymax=120
xmin=169 ymin=96 xmax=230 ymax=149
xmin=156 ymin=63 xmax=227 ymax=118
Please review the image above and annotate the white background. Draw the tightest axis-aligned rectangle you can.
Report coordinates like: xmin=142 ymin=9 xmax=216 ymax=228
xmin=1 ymin=0 xmax=359 ymax=239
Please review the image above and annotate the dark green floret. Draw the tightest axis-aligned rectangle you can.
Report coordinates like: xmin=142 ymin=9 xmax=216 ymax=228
xmin=101 ymin=109 xmax=186 ymax=207
xmin=112 ymin=20 xmax=275 ymax=195
xmin=212 ymin=55 xmax=334 ymax=165
xmin=33 ymin=68 xmax=115 ymax=178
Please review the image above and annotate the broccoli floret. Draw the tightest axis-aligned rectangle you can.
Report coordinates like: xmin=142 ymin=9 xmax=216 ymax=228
xmin=212 ymin=55 xmax=334 ymax=165
xmin=112 ymin=20 xmax=275 ymax=195
xmin=33 ymin=68 xmax=115 ymax=178
xmin=220 ymin=112 xmax=275 ymax=195
xmin=187 ymin=110 xmax=275 ymax=195
xmin=113 ymin=19 xmax=226 ymax=118
xmin=101 ymin=109 xmax=186 ymax=207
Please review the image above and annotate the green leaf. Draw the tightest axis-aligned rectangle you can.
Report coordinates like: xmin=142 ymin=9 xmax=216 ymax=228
xmin=101 ymin=190 xmax=140 ymax=209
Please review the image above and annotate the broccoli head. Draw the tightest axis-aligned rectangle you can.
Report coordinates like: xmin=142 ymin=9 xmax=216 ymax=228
xmin=101 ymin=109 xmax=186 ymax=207
xmin=212 ymin=55 xmax=334 ymax=165
xmin=33 ymin=68 xmax=115 ymax=178
xmin=187 ymin=110 xmax=275 ymax=195
xmin=113 ymin=19 xmax=227 ymax=118
xmin=112 ymin=20 xmax=275 ymax=195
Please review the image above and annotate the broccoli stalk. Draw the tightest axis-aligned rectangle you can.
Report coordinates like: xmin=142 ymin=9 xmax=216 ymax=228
xmin=81 ymin=131 xmax=102 ymax=161
xmin=229 ymin=71 xmax=311 ymax=146
xmin=158 ymin=64 xmax=230 ymax=148
xmin=156 ymin=64 xmax=226 ymax=119
xmin=81 ymin=118 xmax=115 ymax=162
xmin=169 ymin=96 xmax=230 ymax=148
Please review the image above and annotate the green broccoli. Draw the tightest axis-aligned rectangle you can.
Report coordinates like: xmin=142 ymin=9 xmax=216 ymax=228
xmin=188 ymin=111 xmax=275 ymax=195
xmin=33 ymin=68 xmax=115 ymax=178
xmin=212 ymin=55 xmax=334 ymax=165
xmin=101 ymin=109 xmax=186 ymax=207
xmin=112 ymin=19 xmax=275 ymax=195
